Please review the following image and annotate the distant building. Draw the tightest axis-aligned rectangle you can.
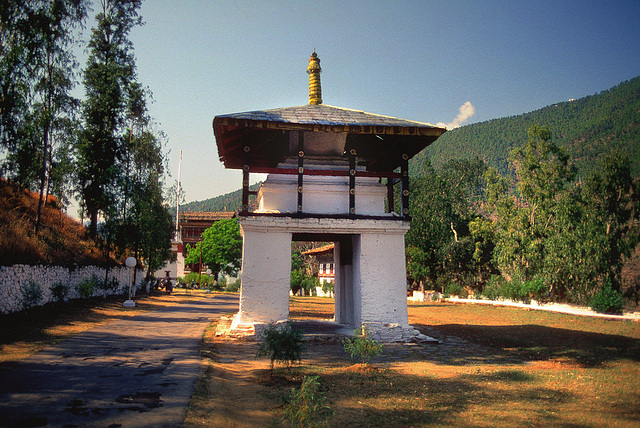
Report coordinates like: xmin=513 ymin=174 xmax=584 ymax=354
xmin=303 ymin=244 xmax=335 ymax=297
xmin=303 ymin=244 xmax=335 ymax=284
xmin=155 ymin=211 xmax=236 ymax=278
xmin=179 ymin=211 xmax=236 ymax=273
xmin=180 ymin=211 xmax=236 ymax=247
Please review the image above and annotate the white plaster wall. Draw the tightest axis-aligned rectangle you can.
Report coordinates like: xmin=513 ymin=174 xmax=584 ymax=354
xmin=236 ymin=217 xmax=410 ymax=332
xmin=237 ymin=221 xmax=292 ymax=324
xmin=257 ymin=174 xmax=389 ymax=216
xmin=0 ymin=265 xmax=143 ymax=314
xmin=357 ymin=232 xmax=410 ymax=326
xmin=153 ymin=251 xmax=184 ymax=279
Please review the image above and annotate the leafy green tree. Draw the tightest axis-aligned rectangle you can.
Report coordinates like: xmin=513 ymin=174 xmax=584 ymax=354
xmin=76 ymin=0 xmax=142 ymax=236
xmin=0 ymin=1 xmax=33 ymax=156
xmin=185 ymin=218 xmax=242 ymax=282
xmin=582 ymin=152 xmax=639 ymax=292
xmin=290 ymin=251 xmax=320 ymax=295
xmin=1 ymin=1 xmax=87 ymax=230
xmin=487 ymin=125 xmax=576 ymax=285
xmin=406 ymin=157 xmax=490 ymax=292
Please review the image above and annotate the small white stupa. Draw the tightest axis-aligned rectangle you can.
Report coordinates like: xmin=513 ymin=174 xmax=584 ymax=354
xmin=212 ymin=52 xmax=446 ymax=341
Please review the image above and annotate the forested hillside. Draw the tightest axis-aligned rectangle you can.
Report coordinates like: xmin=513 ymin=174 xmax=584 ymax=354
xmin=180 ymin=183 xmax=260 ymax=213
xmin=411 ymin=76 xmax=640 ymax=177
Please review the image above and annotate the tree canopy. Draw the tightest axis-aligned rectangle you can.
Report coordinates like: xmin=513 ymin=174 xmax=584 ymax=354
xmin=184 ymin=218 xmax=242 ymax=281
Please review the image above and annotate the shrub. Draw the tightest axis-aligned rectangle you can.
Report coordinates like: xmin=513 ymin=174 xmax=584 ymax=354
xmin=522 ymin=277 xmax=549 ymax=302
xmin=342 ymin=326 xmax=383 ymax=365
xmin=444 ymin=283 xmax=468 ymax=298
xmin=78 ymin=276 xmax=96 ymax=298
xmin=51 ymin=282 xmax=69 ymax=302
xmin=482 ymin=275 xmax=505 ymax=300
xmin=21 ymin=281 xmax=42 ymax=310
xmin=590 ymin=286 xmax=624 ymax=315
xmin=225 ymin=278 xmax=241 ymax=292
xmin=501 ymin=279 xmax=527 ymax=302
xmin=217 ymin=276 xmax=227 ymax=289
xmin=257 ymin=322 xmax=306 ymax=375
xmin=321 ymin=282 xmax=334 ymax=296
xmin=282 ymin=375 xmax=332 ymax=428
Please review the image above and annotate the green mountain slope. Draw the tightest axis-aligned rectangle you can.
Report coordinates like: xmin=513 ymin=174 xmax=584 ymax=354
xmin=180 ymin=183 xmax=260 ymax=213
xmin=411 ymin=76 xmax=640 ymax=177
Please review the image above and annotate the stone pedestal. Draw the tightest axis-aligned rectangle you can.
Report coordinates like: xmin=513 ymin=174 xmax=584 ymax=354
xmin=231 ymin=216 xmax=419 ymax=341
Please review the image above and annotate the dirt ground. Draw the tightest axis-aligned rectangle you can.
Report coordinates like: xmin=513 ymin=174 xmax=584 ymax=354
xmin=183 ymin=298 xmax=640 ymax=427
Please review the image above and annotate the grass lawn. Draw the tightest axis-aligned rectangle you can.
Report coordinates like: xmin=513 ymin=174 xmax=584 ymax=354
xmin=185 ymin=297 xmax=640 ymax=427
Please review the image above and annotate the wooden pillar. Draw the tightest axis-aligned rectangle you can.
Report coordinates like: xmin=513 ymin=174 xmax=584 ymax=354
xmin=348 ymin=149 xmax=357 ymax=217
xmin=387 ymin=178 xmax=395 ymax=214
xmin=242 ymin=145 xmax=250 ymax=215
xmin=401 ymin=154 xmax=410 ymax=220
xmin=297 ymin=132 xmax=304 ymax=213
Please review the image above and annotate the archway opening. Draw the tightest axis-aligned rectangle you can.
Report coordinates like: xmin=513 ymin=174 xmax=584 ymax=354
xmin=290 ymin=234 xmax=357 ymax=328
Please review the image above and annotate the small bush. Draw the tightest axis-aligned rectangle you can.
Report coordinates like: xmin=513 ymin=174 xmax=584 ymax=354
xmin=321 ymin=282 xmax=335 ymax=296
xmin=225 ymin=278 xmax=241 ymax=292
xmin=282 ymin=375 xmax=332 ymax=427
xmin=51 ymin=282 xmax=69 ymax=302
xmin=21 ymin=281 xmax=42 ymax=310
xmin=522 ymin=277 xmax=549 ymax=302
xmin=217 ymin=276 xmax=227 ymax=289
xmin=78 ymin=276 xmax=96 ymax=298
xmin=482 ymin=275 xmax=505 ymax=300
xmin=257 ymin=322 xmax=306 ymax=375
xmin=501 ymin=279 xmax=527 ymax=302
xmin=444 ymin=283 xmax=468 ymax=298
xmin=342 ymin=326 xmax=383 ymax=365
xmin=590 ymin=286 xmax=624 ymax=315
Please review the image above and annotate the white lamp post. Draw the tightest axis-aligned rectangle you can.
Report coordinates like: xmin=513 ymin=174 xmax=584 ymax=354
xmin=123 ymin=256 xmax=137 ymax=307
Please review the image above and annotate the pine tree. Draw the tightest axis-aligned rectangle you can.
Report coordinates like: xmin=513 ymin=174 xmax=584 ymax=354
xmin=76 ymin=0 xmax=142 ymax=236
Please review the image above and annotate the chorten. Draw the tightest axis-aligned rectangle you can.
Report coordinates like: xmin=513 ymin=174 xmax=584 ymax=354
xmin=213 ymin=53 xmax=445 ymax=341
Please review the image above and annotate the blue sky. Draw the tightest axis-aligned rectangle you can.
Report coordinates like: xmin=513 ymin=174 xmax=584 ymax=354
xmin=102 ymin=0 xmax=640 ymax=205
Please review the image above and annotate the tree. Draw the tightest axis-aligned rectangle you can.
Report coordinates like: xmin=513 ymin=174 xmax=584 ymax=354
xmin=184 ymin=218 xmax=242 ymax=282
xmin=406 ymin=157 xmax=489 ymax=292
xmin=76 ymin=0 xmax=142 ymax=236
xmin=487 ymin=125 xmax=576 ymax=285
xmin=1 ymin=1 xmax=87 ymax=230
xmin=582 ymin=152 xmax=639 ymax=292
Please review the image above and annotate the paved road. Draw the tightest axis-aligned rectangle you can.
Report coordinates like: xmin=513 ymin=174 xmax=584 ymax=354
xmin=0 ymin=293 xmax=239 ymax=428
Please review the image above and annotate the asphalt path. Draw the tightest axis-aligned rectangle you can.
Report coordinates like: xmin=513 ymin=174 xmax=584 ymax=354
xmin=0 ymin=293 xmax=239 ymax=428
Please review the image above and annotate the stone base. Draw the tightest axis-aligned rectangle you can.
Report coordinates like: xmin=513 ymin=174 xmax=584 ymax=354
xmin=123 ymin=300 xmax=136 ymax=307
xmin=361 ymin=321 xmax=439 ymax=343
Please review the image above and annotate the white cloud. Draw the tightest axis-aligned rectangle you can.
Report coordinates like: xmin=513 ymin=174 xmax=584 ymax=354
xmin=437 ymin=101 xmax=476 ymax=130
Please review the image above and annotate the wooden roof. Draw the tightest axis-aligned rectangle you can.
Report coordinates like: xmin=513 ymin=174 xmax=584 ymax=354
xmin=213 ymin=104 xmax=446 ymax=173
xmin=179 ymin=211 xmax=236 ymax=223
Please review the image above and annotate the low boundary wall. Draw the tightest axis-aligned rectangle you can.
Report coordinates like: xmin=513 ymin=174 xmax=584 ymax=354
xmin=0 ymin=264 xmax=144 ymax=314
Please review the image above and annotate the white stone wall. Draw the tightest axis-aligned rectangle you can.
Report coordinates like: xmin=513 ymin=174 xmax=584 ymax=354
xmin=235 ymin=223 xmax=291 ymax=325
xmin=0 ymin=264 xmax=144 ymax=314
xmin=256 ymin=174 xmax=389 ymax=216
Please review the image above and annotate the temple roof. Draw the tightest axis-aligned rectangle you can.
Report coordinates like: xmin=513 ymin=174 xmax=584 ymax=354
xmin=213 ymin=104 xmax=445 ymax=172
xmin=214 ymin=104 xmax=442 ymax=135
xmin=213 ymin=52 xmax=446 ymax=173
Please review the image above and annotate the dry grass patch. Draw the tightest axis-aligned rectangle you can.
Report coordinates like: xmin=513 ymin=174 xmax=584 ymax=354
xmin=186 ymin=298 xmax=640 ymax=427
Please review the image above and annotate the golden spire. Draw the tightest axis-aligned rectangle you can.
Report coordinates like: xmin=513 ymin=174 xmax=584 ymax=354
xmin=307 ymin=51 xmax=322 ymax=105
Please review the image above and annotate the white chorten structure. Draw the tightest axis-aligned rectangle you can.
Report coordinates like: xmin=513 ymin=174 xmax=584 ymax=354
xmin=213 ymin=52 xmax=446 ymax=341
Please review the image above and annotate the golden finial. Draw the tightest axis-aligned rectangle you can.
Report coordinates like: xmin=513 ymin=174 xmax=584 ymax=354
xmin=307 ymin=51 xmax=322 ymax=105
